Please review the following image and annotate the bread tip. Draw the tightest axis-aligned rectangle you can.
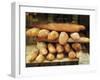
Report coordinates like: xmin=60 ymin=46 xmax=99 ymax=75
xmin=80 ymin=25 xmax=86 ymax=30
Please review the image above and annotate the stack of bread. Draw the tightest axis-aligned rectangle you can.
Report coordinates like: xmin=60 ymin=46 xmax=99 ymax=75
xmin=26 ymin=23 xmax=89 ymax=63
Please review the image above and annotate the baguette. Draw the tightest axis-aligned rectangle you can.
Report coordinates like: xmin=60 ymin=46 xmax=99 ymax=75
xmin=59 ymin=32 xmax=69 ymax=45
xmin=68 ymin=37 xmax=89 ymax=43
xmin=70 ymin=32 xmax=80 ymax=40
xmin=37 ymin=42 xmax=47 ymax=49
xmin=38 ymin=29 xmax=49 ymax=39
xmin=72 ymin=43 xmax=81 ymax=51
xmin=26 ymin=52 xmax=38 ymax=63
xmin=48 ymin=43 xmax=56 ymax=53
xmin=79 ymin=37 xmax=90 ymax=43
xmin=56 ymin=53 xmax=64 ymax=60
xmin=46 ymin=53 xmax=55 ymax=61
xmin=35 ymin=54 xmax=45 ymax=63
xmin=68 ymin=51 xmax=76 ymax=59
xmin=40 ymin=48 xmax=48 ymax=55
xmin=26 ymin=28 xmax=40 ymax=37
xmin=64 ymin=44 xmax=71 ymax=53
xmin=56 ymin=44 xmax=64 ymax=53
xmin=38 ymin=23 xmax=85 ymax=32
xmin=48 ymin=31 xmax=59 ymax=41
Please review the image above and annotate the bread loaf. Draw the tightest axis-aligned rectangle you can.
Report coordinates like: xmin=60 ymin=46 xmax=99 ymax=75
xmin=46 ymin=53 xmax=55 ymax=61
xmin=48 ymin=43 xmax=56 ymax=53
xmin=40 ymin=48 xmax=48 ymax=55
xmin=64 ymin=44 xmax=71 ymax=53
xmin=59 ymin=32 xmax=69 ymax=45
xmin=56 ymin=53 xmax=64 ymax=60
xmin=38 ymin=23 xmax=85 ymax=32
xmin=38 ymin=29 xmax=49 ymax=39
xmin=26 ymin=28 xmax=40 ymax=37
xmin=70 ymin=32 xmax=80 ymax=40
xmin=35 ymin=54 xmax=45 ymax=63
xmin=68 ymin=51 xmax=76 ymax=59
xmin=56 ymin=44 xmax=64 ymax=53
xmin=48 ymin=31 xmax=59 ymax=40
xmin=26 ymin=52 xmax=38 ymax=63
xmin=72 ymin=43 xmax=81 ymax=51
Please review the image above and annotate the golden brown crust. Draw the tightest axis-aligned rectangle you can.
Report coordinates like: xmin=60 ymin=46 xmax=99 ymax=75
xmin=38 ymin=29 xmax=49 ymax=39
xmin=56 ymin=53 xmax=64 ymax=60
xmin=46 ymin=53 xmax=55 ymax=61
xmin=68 ymin=51 xmax=76 ymax=59
xmin=35 ymin=54 xmax=45 ymax=63
xmin=70 ymin=32 xmax=80 ymax=41
xmin=26 ymin=28 xmax=40 ymax=37
xmin=48 ymin=43 xmax=56 ymax=53
xmin=64 ymin=44 xmax=71 ymax=53
xmin=38 ymin=23 xmax=85 ymax=32
xmin=48 ymin=31 xmax=59 ymax=41
xmin=72 ymin=43 xmax=81 ymax=51
xmin=26 ymin=52 xmax=38 ymax=63
xmin=59 ymin=32 xmax=69 ymax=45
xmin=56 ymin=44 xmax=64 ymax=53
xmin=40 ymin=48 xmax=48 ymax=55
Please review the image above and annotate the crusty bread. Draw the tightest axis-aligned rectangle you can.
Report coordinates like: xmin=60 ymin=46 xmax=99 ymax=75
xmin=59 ymin=32 xmax=69 ymax=45
xmin=48 ymin=43 xmax=56 ymax=53
xmin=56 ymin=44 xmax=64 ymax=53
xmin=38 ymin=23 xmax=85 ymax=32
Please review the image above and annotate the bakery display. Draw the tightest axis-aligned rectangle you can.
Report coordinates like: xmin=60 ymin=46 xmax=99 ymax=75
xmin=26 ymin=25 xmax=89 ymax=63
xmin=26 ymin=13 xmax=89 ymax=67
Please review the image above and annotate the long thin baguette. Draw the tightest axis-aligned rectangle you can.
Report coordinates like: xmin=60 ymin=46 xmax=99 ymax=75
xmin=38 ymin=23 xmax=85 ymax=32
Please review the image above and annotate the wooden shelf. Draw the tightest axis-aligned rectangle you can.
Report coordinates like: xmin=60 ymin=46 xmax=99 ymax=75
xmin=33 ymin=37 xmax=89 ymax=43
xmin=26 ymin=58 xmax=79 ymax=67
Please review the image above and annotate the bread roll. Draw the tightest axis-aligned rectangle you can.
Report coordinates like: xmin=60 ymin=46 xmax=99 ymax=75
xmin=48 ymin=43 xmax=56 ymax=53
xmin=72 ymin=43 xmax=81 ymax=51
xmin=64 ymin=44 xmax=71 ymax=53
xmin=26 ymin=28 xmax=40 ymax=37
xmin=38 ymin=23 xmax=85 ymax=32
xmin=38 ymin=29 xmax=49 ymax=39
xmin=46 ymin=53 xmax=55 ymax=61
xmin=70 ymin=32 xmax=80 ymax=40
xmin=48 ymin=31 xmax=59 ymax=40
xmin=40 ymin=48 xmax=48 ymax=55
xmin=35 ymin=54 xmax=45 ymax=63
xmin=56 ymin=53 xmax=64 ymax=60
xmin=56 ymin=44 xmax=64 ymax=53
xmin=59 ymin=32 xmax=69 ymax=45
xmin=68 ymin=51 xmax=76 ymax=59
